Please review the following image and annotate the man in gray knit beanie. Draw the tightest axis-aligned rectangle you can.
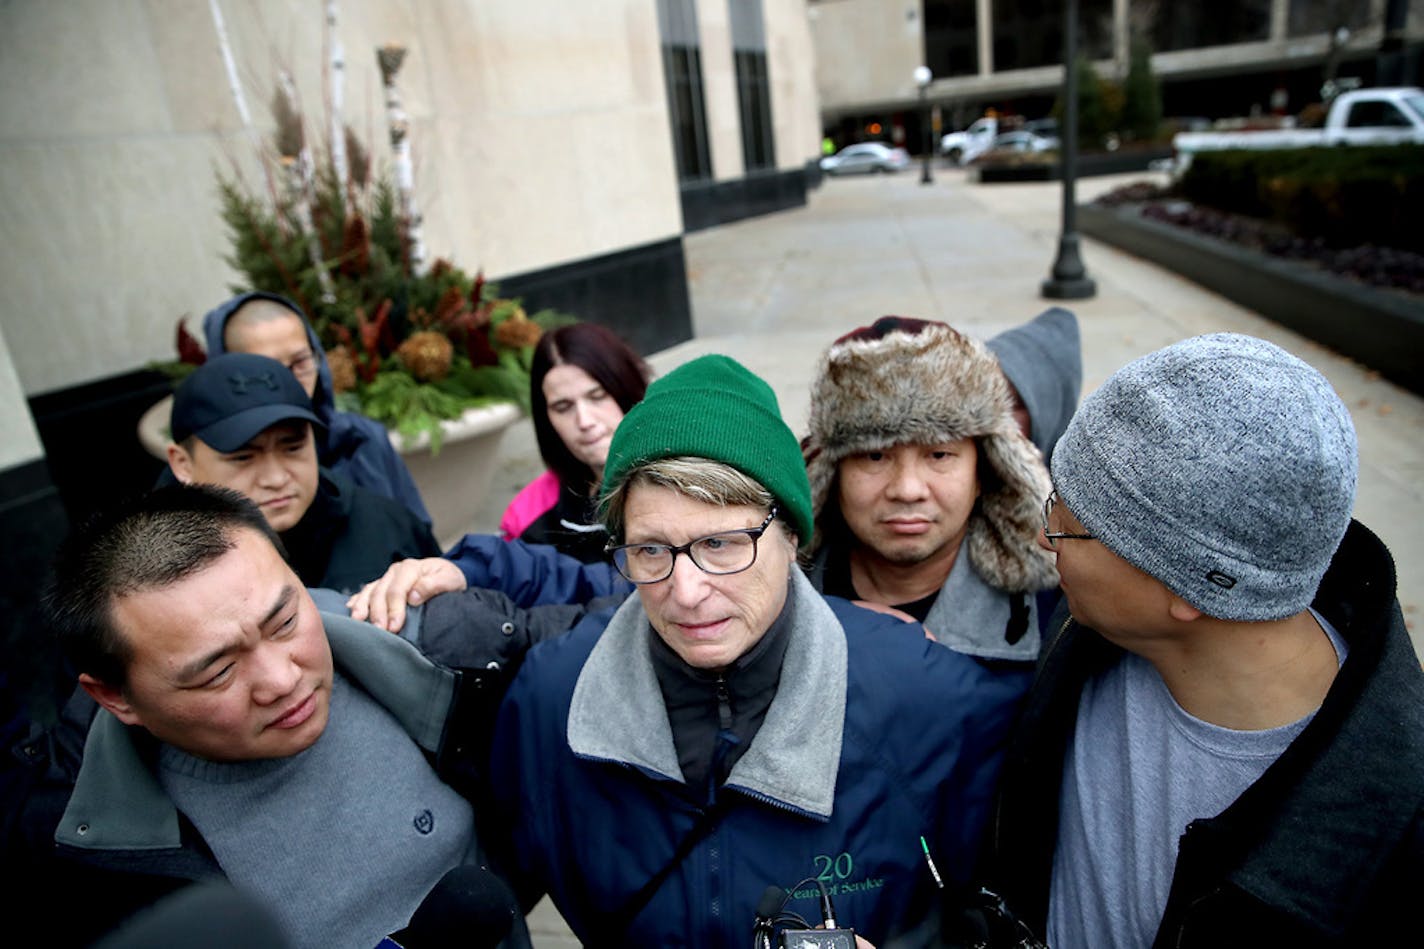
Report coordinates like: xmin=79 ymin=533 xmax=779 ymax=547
xmin=971 ymin=333 xmax=1424 ymax=949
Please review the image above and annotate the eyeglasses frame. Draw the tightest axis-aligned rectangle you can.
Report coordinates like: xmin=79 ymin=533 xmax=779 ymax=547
xmin=605 ymin=506 xmax=779 ymax=585
xmin=1041 ymin=490 xmax=1095 ymax=548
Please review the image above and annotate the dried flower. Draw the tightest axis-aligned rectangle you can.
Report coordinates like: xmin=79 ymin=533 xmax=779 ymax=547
xmin=494 ymin=308 xmax=543 ymax=349
xmin=176 ymin=318 xmax=207 ymax=366
xmin=338 ymin=214 xmax=370 ymax=278
xmin=327 ymin=345 xmax=358 ymax=392
xmin=396 ymin=330 xmax=454 ymax=382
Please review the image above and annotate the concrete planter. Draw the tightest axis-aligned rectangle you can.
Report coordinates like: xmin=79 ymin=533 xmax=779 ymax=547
xmin=138 ymin=396 xmax=522 ymax=545
xmin=1079 ymin=202 xmax=1424 ymax=396
xmin=973 ymin=146 xmax=1175 ymax=184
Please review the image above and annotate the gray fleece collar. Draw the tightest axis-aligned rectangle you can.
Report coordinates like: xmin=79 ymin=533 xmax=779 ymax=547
xmin=567 ymin=570 xmax=846 ymax=819
xmin=56 ymin=612 xmax=456 ymax=851
xmin=924 ymin=552 xmax=1040 ymax=661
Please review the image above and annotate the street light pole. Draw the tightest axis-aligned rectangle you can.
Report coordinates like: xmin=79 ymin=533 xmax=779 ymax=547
xmin=914 ymin=65 xmax=933 ymax=185
xmin=1042 ymin=0 xmax=1096 ymax=299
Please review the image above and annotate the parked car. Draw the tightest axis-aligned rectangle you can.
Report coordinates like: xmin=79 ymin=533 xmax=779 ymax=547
xmin=981 ymin=129 xmax=1059 ymax=157
xmin=940 ymin=117 xmax=997 ymax=165
xmin=1023 ymin=117 xmax=1060 ymax=139
xmin=819 ymin=142 xmax=912 ymax=175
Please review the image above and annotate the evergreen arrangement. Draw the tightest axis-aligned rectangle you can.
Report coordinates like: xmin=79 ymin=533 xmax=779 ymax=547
xmin=174 ymin=40 xmax=575 ymax=451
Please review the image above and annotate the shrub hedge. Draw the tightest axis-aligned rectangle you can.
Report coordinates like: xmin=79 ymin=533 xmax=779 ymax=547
xmin=1176 ymin=146 xmax=1424 ymax=252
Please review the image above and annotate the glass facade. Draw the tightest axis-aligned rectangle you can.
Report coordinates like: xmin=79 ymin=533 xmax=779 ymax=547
xmin=657 ymin=0 xmax=713 ymax=182
xmin=1288 ymin=0 xmax=1374 ymax=37
xmin=1152 ymin=1 xmax=1272 ymax=52
xmin=924 ymin=0 xmax=978 ymax=77
xmin=991 ymin=0 xmax=1114 ymax=71
xmin=730 ymin=0 xmax=776 ymax=171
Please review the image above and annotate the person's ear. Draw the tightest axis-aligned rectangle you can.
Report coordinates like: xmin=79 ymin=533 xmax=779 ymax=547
xmin=78 ymin=673 xmax=143 ymax=726
xmin=1167 ymin=595 xmax=1203 ymax=623
xmin=167 ymin=443 xmax=195 ymax=484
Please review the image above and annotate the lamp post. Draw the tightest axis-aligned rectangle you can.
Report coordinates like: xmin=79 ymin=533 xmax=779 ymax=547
xmin=1041 ymin=0 xmax=1096 ymax=300
xmin=914 ymin=65 xmax=933 ymax=185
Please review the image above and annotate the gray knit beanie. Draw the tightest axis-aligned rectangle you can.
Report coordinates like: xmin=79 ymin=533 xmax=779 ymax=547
xmin=803 ymin=317 xmax=1058 ymax=593
xmin=1052 ymin=333 xmax=1358 ymax=621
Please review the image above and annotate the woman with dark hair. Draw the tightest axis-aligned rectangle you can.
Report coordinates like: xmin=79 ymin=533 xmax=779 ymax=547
xmin=500 ymin=322 xmax=650 ymax=562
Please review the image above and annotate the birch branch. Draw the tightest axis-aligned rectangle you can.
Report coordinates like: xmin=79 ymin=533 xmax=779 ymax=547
xmin=207 ymin=0 xmax=280 ymax=211
xmin=378 ymin=43 xmax=426 ymax=272
xmin=277 ymin=71 xmax=337 ymax=302
xmin=325 ymin=0 xmax=349 ymax=189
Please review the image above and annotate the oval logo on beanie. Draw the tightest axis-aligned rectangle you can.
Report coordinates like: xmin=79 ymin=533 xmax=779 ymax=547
xmin=1206 ymin=571 xmax=1237 ymax=589
xmin=413 ymin=809 xmax=435 ymax=835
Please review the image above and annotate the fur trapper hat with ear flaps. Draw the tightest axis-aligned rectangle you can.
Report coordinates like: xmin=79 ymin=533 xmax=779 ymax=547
xmin=803 ymin=316 xmax=1058 ymax=594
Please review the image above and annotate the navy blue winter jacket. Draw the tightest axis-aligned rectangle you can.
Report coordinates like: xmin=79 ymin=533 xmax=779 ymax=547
xmin=488 ymin=571 xmax=1030 ymax=947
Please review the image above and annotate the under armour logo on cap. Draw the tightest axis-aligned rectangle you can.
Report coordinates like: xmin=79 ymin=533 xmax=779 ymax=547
xmin=169 ymin=352 xmax=323 ymax=452
xmin=227 ymin=370 xmax=281 ymax=395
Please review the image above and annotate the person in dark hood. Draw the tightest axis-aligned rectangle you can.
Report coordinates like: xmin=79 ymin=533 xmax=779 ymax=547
xmin=166 ymin=352 xmax=439 ymax=592
xmin=986 ymin=306 xmax=1082 ymax=465
xmin=203 ymin=292 xmax=430 ymax=526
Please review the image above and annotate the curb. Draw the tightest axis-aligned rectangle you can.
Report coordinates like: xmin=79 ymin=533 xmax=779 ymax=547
xmin=1079 ymin=202 xmax=1424 ymax=396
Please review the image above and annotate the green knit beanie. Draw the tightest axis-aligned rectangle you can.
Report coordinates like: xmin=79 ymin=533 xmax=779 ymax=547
xmin=600 ymin=354 xmax=814 ymax=547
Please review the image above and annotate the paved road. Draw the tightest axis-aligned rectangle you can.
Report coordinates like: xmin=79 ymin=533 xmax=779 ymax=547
xmin=479 ymin=165 xmax=1424 ymax=946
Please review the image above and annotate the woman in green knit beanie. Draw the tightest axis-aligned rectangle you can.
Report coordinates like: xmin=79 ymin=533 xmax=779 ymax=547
xmin=487 ymin=351 xmax=1030 ymax=946
xmin=599 ymin=354 xmax=814 ymax=548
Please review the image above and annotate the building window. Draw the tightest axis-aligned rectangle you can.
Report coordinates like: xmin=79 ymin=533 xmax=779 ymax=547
xmin=658 ymin=0 xmax=713 ymax=182
xmin=924 ymin=0 xmax=978 ymax=78
xmin=1151 ymin=1 xmax=1271 ymax=52
xmin=991 ymin=0 xmax=1114 ymax=72
xmin=730 ymin=0 xmax=776 ymax=171
xmin=1288 ymin=0 xmax=1373 ymax=38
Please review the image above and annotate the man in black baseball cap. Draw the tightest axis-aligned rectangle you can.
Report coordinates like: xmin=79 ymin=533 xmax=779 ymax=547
xmin=166 ymin=353 xmax=439 ymax=591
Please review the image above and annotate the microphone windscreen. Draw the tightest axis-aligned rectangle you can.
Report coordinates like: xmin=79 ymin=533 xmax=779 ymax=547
xmin=93 ymin=882 xmax=291 ymax=949
xmin=401 ymin=865 xmax=519 ymax=948
xmin=756 ymin=884 xmax=786 ymax=920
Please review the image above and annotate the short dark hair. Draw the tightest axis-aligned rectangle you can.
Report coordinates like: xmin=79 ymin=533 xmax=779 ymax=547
xmin=45 ymin=484 xmax=285 ymax=690
xmin=530 ymin=323 xmax=650 ymax=493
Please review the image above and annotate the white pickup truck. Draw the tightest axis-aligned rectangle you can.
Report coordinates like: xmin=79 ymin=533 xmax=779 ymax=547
xmin=1172 ymin=87 xmax=1424 ymax=164
xmin=940 ymin=116 xmax=997 ymax=165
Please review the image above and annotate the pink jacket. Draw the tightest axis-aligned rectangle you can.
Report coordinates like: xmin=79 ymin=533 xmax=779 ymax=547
xmin=500 ymin=469 xmax=563 ymax=540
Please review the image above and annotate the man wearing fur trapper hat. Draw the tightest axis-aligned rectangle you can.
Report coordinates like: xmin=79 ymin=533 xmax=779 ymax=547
xmin=802 ymin=316 xmax=1060 ymax=661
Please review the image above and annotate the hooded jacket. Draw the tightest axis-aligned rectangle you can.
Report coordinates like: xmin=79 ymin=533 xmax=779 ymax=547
xmin=203 ymin=292 xmax=430 ymax=525
xmin=979 ymin=520 xmax=1424 ymax=947
xmin=489 ymin=570 xmax=1030 ymax=947
xmin=985 ymin=307 xmax=1082 ymax=465
xmin=282 ymin=469 xmax=440 ymax=593
xmin=801 ymin=318 xmax=1058 ymax=661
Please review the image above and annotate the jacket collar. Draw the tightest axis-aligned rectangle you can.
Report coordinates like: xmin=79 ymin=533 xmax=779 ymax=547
xmin=567 ymin=569 xmax=846 ymax=819
xmin=56 ymin=613 xmax=457 ymax=852
xmin=924 ymin=550 xmax=1040 ymax=660
xmin=809 ymin=542 xmax=1040 ymax=661
xmin=1193 ymin=521 xmax=1424 ymax=935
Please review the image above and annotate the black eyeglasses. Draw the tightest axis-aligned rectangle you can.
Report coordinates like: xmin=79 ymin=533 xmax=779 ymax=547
xmin=1042 ymin=490 xmax=1094 ymax=548
xmin=606 ymin=507 xmax=778 ymax=584
xmin=286 ymin=350 xmax=318 ymax=378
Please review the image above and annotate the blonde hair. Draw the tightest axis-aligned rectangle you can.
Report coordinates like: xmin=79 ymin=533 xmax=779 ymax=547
xmin=601 ymin=456 xmax=794 ymax=548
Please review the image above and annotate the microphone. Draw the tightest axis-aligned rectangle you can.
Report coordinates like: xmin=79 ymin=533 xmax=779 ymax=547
xmin=819 ymin=885 xmax=840 ymax=930
xmin=754 ymin=885 xmax=786 ymax=949
xmin=391 ymin=865 xmax=520 ymax=948
xmin=92 ymin=882 xmax=292 ymax=948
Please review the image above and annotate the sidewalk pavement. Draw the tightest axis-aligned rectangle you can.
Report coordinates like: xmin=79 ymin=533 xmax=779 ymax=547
xmin=478 ymin=166 xmax=1424 ymax=947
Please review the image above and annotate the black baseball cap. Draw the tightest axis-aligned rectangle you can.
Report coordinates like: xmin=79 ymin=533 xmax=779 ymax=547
xmin=171 ymin=353 xmax=324 ymax=452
